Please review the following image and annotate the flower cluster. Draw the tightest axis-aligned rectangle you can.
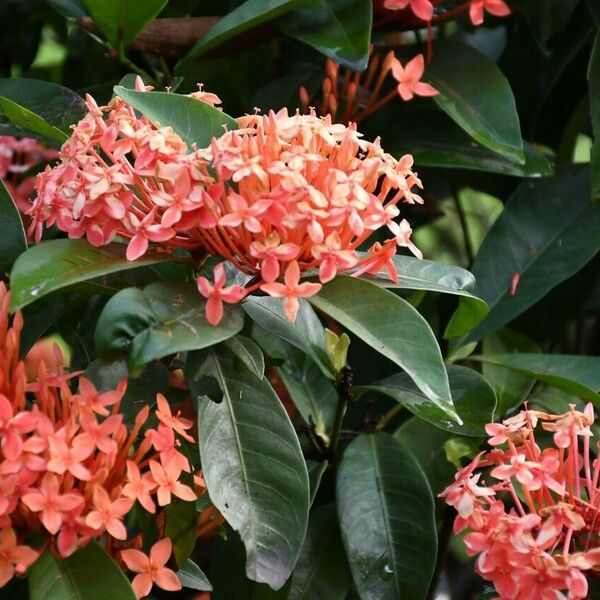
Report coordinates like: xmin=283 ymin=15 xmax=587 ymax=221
xmin=0 ymin=135 xmax=57 ymax=215
xmin=0 ymin=282 xmax=221 ymax=597
xmin=30 ymin=79 xmax=424 ymax=324
xmin=440 ymin=404 xmax=600 ymax=600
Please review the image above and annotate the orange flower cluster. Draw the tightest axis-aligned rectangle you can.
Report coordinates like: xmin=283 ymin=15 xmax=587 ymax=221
xmin=30 ymin=79 xmax=424 ymax=324
xmin=0 ymin=282 xmax=220 ymax=597
xmin=440 ymin=405 xmax=600 ymax=599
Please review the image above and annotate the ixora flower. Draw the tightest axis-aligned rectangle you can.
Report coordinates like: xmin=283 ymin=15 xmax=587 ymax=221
xmin=440 ymin=403 xmax=600 ymax=600
xmin=0 ymin=282 xmax=223 ymax=591
xmin=30 ymin=78 xmax=425 ymax=325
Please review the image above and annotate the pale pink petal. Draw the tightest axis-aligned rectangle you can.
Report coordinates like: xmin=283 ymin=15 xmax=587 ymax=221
xmin=132 ymin=572 xmax=153 ymax=599
xmin=205 ymin=296 xmax=224 ymax=326
xmin=121 ymin=549 xmax=150 ymax=573
xmin=149 ymin=538 xmax=172 ymax=567
xmin=126 ymin=234 xmax=148 ymax=261
xmin=154 ymin=567 xmax=182 ymax=592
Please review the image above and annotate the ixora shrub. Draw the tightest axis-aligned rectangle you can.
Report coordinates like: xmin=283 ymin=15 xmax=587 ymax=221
xmin=1 ymin=0 xmax=600 ymax=599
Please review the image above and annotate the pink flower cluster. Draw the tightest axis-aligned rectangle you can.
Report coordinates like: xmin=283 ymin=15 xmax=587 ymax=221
xmin=30 ymin=79 xmax=424 ymax=324
xmin=440 ymin=404 xmax=600 ymax=600
xmin=0 ymin=136 xmax=57 ymax=214
xmin=0 ymin=282 xmax=220 ymax=597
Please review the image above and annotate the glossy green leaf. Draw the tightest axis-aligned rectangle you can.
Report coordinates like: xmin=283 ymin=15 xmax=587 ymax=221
xmin=482 ymin=329 xmax=540 ymax=418
xmin=278 ymin=352 xmax=338 ymax=437
xmin=178 ymin=559 xmax=213 ymax=591
xmin=243 ymin=296 xmax=334 ymax=378
xmin=308 ymin=277 xmax=457 ymax=421
xmin=358 ymin=365 xmax=496 ymax=436
xmin=0 ymin=180 xmax=26 ymax=274
xmin=224 ymin=335 xmax=265 ymax=378
xmin=178 ymin=0 xmax=307 ymax=66
xmin=425 ymin=41 xmax=524 ymax=164
xmin=0 ymin=96 xmax=68 ymax=143
xmin=362 ymin=254 xmax=488 ymax=337
xmin=0 ymin=78 xmax=85 ymax=142
xmin=113 ymin=86 xmax=238 ymax=149
xmin=306 ymin=459 xmax=327 ymax=505
xmin=279 ymin=0 xmax=372 ymax=71
xmin=81 ymin=0 xmax=168 ymax=49
xmin=289 ymin=504 xmax=351 ymax=600
xmin=188 ymin=348 xmax=310 ymax=590
xmin=474 ymin=353 xmax=600 ymax=403
xmin=337 ymin=433 xmax=437 ymax=600
xmin=28 ymin=541 xmax=135 ymax=600
xmin=589 ymin=32 xmax=600 ymax=200
xmin=9 ymin=239 xmax=188 ymax=310
xmin=457 ymin=166 xmax=600 ymax=345
xmin=95 ymin=282 xmax=244 ymax=372
xmin=165 ymin=501 xmax=198 ymax=567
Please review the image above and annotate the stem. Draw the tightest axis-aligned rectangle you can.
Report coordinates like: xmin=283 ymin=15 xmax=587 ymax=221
xmin=451 ymin=187 xmax=474 ymax=265
xmin=329 ymin=365 xmax=353 ymax=464
xmin=375 ymin=403 xmax=404 ymax=431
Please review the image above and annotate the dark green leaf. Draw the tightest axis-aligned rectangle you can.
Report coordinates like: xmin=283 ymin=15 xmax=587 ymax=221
xmin=457 ymin=166 xmax=600 ymax=345
xmin=28 ymin=541 xmax=135 ymax=600
xmin=306 ymin=459 xmax=327 ymax=505
xmin=0 ymin=180 xmax=26 ymax=274
xmin=289 ymin=504 xmax=351 ymax=600
xmin=81 ymin=0 xmax=168 ymax=49
xmin=113 ymin=86 xmax=238 ymax=149
xmin=513 ymin=0 xmax=580 ymax=49
xmin=165 ymin=501 xmax=198 ymax=567
xmin=95 ymin=282 xmax=244 ymax=372
xmin=0 ymin=96 xmax=68 ymax=143
xmin=474 ymin=353 xmax=600 ymax=403
xmin=337 ymin=433 xmax=437 ymax=600
xmin=179 ymin=0 xmax=307 ymax=65
xmin=45 ymin=0 xmax=87 ymax=19
xmin=425 ymin=41 xmax=524 ymax=164
xmin=308 ymin=277 xmax=457 ymax=421
xmin=178 ymin=559 xmax=213 ymax=591
xmin=362 ymin=254 xmax=488 ymax=337
xmin=188 ymin=349 xmax=310 ymax=589
xmin=279 ymin=0 xmax=372 ymax=71
xmin=9 ymin=239 xmax=188 ymax=310
xmin=0 ymin=78 xmax=85 ymax=141
xmin=224 ymin=335 xmax=265 ymax=378
xmin=358 ymin=365 xmax=496 ymax=436
xmin=243 ymin=296 xmax=334 ymax=378
xmin=482 ymin=329 xmax=540 ymax=418
xmin=587 ymin=0 xmax=600 ymax=24
xmin=589 ymin=32 xmax=600 ymax=200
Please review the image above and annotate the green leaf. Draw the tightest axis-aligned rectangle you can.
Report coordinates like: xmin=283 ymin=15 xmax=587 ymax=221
xmin=0 ymin=78 xmax=85 ymax=142
xmin=224 ymin=335 xmax=265 ymax=378
xmin=81 ymin=0 xmax=168 ymax=49
xmin=589 ymin=32 xmax=600 ymax=200
xmin=9 ymin=239 xmax=188 ymax=310
xmin=0 ymin=96 xmax=68 ymax=143
xmin=337 ymin=433 xmax=437 ymax=600
xmin=587 ymin=0 xmax=600 ymax=24
xmin=188 ymin=348 xmax=310 ymax=590
xmin=308 ymin=277 xmax=457 ymax=421
xmin=457 ymin=166 xmax=600 ymax=345
xmin=362 ymin=254 xmax=489 ymax=337
xmin=95 ymin=282 xmax=244 ymax=372
xmin=0 ymin=180 xmax=26 ymax=274
xmin=243 ymin=296 xmax=334 ymax=378
xmin=289 ymin=504 xmax=351 ymax=600
xmin=278 ymin=352 xmax=338 ymax=437
xmin=178 ymin=0 xmax=307 ymax=66
xmin=513 ymin=0 xmax=580 ymax=49
xmin=425 ymin=41 xmax=524 ymax=164
xmin=113 ymin=86 xmax=238 ymax=149
xmin=178 ymin=559 xmax=213 ymax=591
xmin=165 ymin=501 xmax=198 ymax=568
xmin=306 ymin=459 xmax=327 ymax=505
xmin=358 ymin=365 xmax=496 ymax=436
xmin=474 ymin=353 xmax=600 ymax=403
xmin=279 ymin=0 xmax=372 ymax=71
xmin=482 ymin=329 xmax=540 ymax=418
xmin=28 ymin=541 xmax=135 ymax=600
xmin=45 ymin=0 xmax=87 ymax=19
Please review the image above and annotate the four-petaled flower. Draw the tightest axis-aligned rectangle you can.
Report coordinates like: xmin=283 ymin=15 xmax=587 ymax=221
xmin=123 ymin=460 xmax=158 ymax=514
xmin=149 ymin=459 xmax=197 ymax=506
xmin=390 ymin=54 xmax=439 ymax=102
xmin=155 ymin=394 xmax=194 ymax=443
xmin=469 ymin=0 xmax=511 ymax=26
xmin=85 ymin=485 xmax=134 ymax=540
xmin=0 ymin=528 xmax=38 ymax=587
xmin=197 ymin=263 xmax=247 ymax=326
xmin=121 ymin=538 xmax=182 ymax=599
xmin=383 ymin=0 xmax=434 ymax=21
xmin=260 ymin=261 xmax=322 ymax=322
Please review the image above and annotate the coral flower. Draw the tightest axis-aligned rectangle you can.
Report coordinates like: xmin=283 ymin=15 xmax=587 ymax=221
xmin=155 ymin=394 xmax=194 ymax=443
xmin=469 ymin=0 xmax=511 ymax=26
xmin=390 ymin=54 xmax=439 ymax=101
xmin=149 ymin=459 xmax=196 ymax=506
xmin=123 ymin=460 xmax=157 ymax=514
xmin=197 ymin=263 xmax=247 ymax=326
xmin=383 ymin=0 xmax=434 ymax=21
xmin=121 ymin=538 xmax=181 ymax=598
xmin=0 ymin=528 xmax=38 ymax=587
xmin=260 ymin=261 xmax=323 ymax=322
xmin=85 ymin=486 xmax=133 ymax=540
